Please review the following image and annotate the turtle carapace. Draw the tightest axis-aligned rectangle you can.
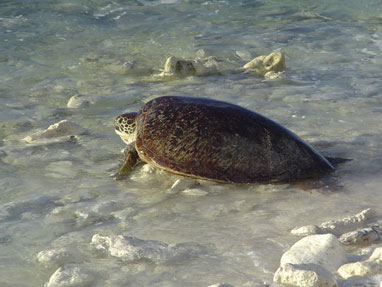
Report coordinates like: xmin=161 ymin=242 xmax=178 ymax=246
xmin=113 ymin=96 xmax=334 ymax=183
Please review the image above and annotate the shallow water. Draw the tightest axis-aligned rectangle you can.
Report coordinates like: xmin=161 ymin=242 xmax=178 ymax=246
xmin=1 ymin=0 xmax=382 ymax=286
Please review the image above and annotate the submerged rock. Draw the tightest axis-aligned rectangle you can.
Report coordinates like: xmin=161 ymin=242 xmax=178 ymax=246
xmin=91 ymin=234 xmax=210 ymax=264
xmin=0 ymin=194 xmax=59 ymax=222
xmin=46 ymin=199 xmax=119 ymax=228
xmin=66 ymin=94 xmax=95 ymax=108
xmin=23 ymin=120 xmax=85 ymax=143
xmin=337 ymin=247 xmax=382 ymax=279
xmin=73 ymin=209 xmax=114 ymax=227
xmin=37 ymin=248 xmax=80 ymax=268
xmin=46 ymin=264 xmax=97 ymax=287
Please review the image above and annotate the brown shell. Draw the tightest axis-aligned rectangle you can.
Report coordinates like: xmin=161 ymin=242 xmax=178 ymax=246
xmin=134 ymin=96 xmax=334 ymax=183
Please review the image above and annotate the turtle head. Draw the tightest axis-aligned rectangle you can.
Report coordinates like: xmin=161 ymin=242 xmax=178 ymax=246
xmin=114 ymin=112 xmax=138 ymax=145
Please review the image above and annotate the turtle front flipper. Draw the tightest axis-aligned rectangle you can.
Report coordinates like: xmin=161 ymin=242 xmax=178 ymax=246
xmin=111 ymin=147 xmax=140 ymax=180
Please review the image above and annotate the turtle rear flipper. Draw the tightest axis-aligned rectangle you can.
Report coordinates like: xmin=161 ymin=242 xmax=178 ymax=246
xmin=293 ymin=157 xmax=351 ymax=191
xmin=325 ymin=157 xmax=352 ymax=167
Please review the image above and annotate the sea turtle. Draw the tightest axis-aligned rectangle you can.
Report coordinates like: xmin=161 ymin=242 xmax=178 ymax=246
xmin=113 ymin=96 xmax=335 ymax=183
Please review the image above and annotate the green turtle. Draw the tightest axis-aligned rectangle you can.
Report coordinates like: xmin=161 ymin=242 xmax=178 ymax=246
xmin=113 ymin=96 xmax=335 ymax=183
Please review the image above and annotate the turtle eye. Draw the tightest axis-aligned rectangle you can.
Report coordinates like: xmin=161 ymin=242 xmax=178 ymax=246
xmin=118 ymin=118 xmax=123 ymax=124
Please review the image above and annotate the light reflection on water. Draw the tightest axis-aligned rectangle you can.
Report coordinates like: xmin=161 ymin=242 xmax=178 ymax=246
xmin=0 ymin=0 xmax=382 ymax=286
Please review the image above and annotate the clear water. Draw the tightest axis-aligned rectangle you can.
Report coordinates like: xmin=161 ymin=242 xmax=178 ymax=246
xmin=1 ymin=0 xmax=382 ymax=286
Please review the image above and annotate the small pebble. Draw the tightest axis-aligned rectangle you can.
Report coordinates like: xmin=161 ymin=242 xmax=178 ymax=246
xmin=37 ymin=248 xmax=79 ymax=267
xmin=67 ymin=94 xmax=94 ymax=108
xmin=23 ymin=120 xmax=85 ymax=143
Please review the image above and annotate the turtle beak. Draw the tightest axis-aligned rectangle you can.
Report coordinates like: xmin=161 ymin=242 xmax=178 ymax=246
xmin=114 ymin=119 xmax=121 ymax=133
xmin=115 ymin=128 xmax=131 ymax=145
xmin=115 ymin=129 xmax=129 ymax=144
xmin=114 ymin=116 xmax=122 ymax=131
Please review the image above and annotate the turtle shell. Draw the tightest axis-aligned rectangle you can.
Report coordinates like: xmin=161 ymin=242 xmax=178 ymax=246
xmin=134 ymin=96 xmax=334 ymax=183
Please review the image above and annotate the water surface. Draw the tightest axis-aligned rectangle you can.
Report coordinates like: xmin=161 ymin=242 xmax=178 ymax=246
xmin=1 ymin=0 xmax=382 ymax=286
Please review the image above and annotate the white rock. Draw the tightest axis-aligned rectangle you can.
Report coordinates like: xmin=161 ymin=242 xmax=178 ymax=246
xmin=243 ymin=56 xmax=264 ymax=72
xmin=243 ymin=52 xmax=285 ymax=75
xmin=319 ymin=209 xmax=375 ymax=235
xmin=280 ymin=234 xmax=347 ymax=272
xmin=46 ymin=264 xmax=96 ymax=287
xmin=37 ymin=248 xmax=79 ymax=268
xmin=291 ymin=225 xmax=323 ymax=236
xmin=159 ymin=56 xmax=195 ymax=77
xmin=159 ymin=56 xmax=217 ymax=77
xmin=23 ymin=120 xmax=85 ymax=143
xmin=368 ymin=247 xmax=382 ymax=261
xmin=337 ymin=262 xmax=372 ymax=279
xmin=274 ymin=263 xmax=337 ymax=287
xmin=339 ymin=225 xmax=382 ymax=245
xmin=291 ymin=209 xmax=375 ymax=236
xmin=67 ymin=94 xmax=94 ymax=108
xmin=91 ymin=234 xmax=207 ymax=264
xmin=337 ymin=247 xmax=382 ymax=279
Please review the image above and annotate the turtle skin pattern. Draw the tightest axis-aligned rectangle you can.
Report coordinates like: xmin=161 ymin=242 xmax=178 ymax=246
xmin=134 ymin=96 xmax=334 ymax=183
